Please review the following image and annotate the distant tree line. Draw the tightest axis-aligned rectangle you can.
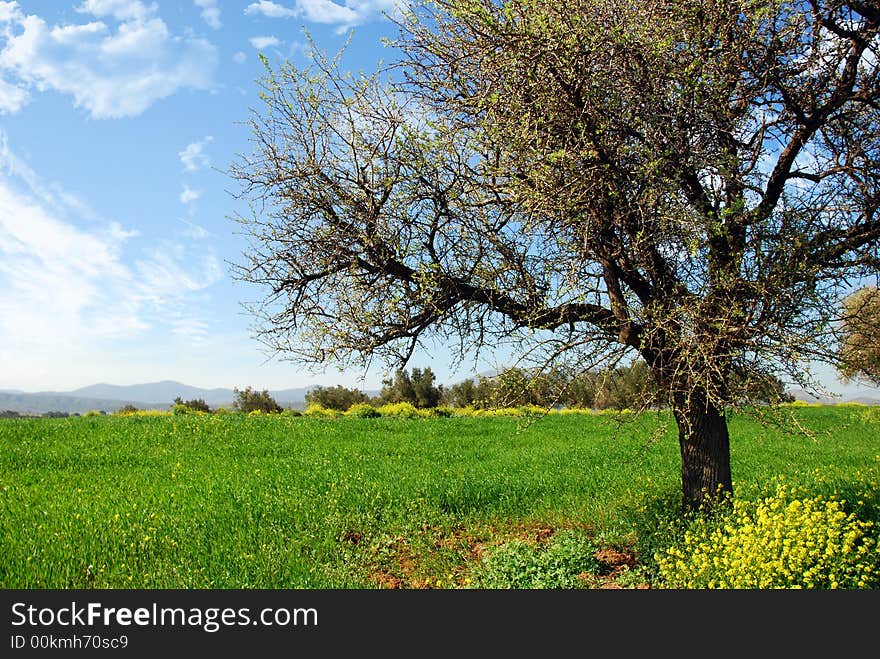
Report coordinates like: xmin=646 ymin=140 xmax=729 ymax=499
xmin=1 ymin=410 xmax=85 ymax=418
xmin=305 ymin=367 xmax=443 ymax=411
xmin=304 ymin=364 xmax=792 ymax=412
xmin=1 ymin=363 xmax=794 ymax=420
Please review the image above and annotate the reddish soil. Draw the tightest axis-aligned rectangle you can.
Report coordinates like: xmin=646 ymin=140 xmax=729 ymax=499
xmin=365 ymin=522 xmax=650 ymax=589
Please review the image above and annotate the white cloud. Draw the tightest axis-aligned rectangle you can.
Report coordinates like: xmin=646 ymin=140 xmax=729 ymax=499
xmin=298 ymin=0 xmax=358 ymax=25
xmin=76 ymin=0 xmax=158 ymax=22
xmin=233 ymin=50 xmax=246 ymax=64
xmin=0 ymin=135 xmax=222 ymax=386
xmin=0 ymin=3 xmax=217 ymax=118
xmin=170 ymin=315 xmax=211 ymax=343
xmin=179 ymin=217 xmax=210 ymax=240
xmin=194 ymin=0 xmax=221 ymax=30
xmin=249 ymin=35 xmax=280 ymax=49
xmin=0 ymin=75 xmax=27 ymax=113
xmin=245 ymin=1 xmax=297 ymax=19
xmin=179 ymin=136 xmax=213 ymax=172
xmin=0 ymin=2 xmax=20 ymax=23
xmin=244 ymin=1 xmax=400 ymax=29
xmin=180 ymin=184 xmax=202 ymax=204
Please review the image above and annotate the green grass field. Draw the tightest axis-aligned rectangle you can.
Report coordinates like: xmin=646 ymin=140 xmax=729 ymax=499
xmin=2 ymin=405 xmax=878 ymax=588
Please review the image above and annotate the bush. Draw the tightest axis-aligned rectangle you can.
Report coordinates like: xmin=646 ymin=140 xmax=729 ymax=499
xmin=172 ymin=404 xmax=190 ymax=416
xmin=469 ymin=530 xmax=600 ymax=589
xmin=377 ymin=402 xmax=425 ymax=419
xmin=173 ymin=397 xmax=211 ymax=413
xmin=303 ymin=403 xmax=340 ymax=418
xmin=654 ymin=483 xmax=879 ymax=589
xmin=345 ymin=403 xmax=380 ymax=418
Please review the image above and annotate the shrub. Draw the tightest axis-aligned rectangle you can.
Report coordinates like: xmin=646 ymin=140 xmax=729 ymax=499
xmin=376 ymin=402 xmax=425 ymax=419
xmin=469 ymin=529 xmax=600 ymax=589
xmin=303 ymin=403 xmax=340 ymax=418
xmin=654 ymin=483 xmax=879 ymax=589
xmin=517 ymin=405 xmax=545 ymax=417
xmin=173 ymin=397 xmax=211 ymax=413
xmin=116 ymin=404 xmax=140 ymax=415
xmin=280 ymin=408 xmax=302 ymax=417
xmin=345 ymin=403 xmax=380 ymax=418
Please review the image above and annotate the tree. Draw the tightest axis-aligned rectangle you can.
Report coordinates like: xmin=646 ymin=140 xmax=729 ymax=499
xmin=231 ymin=1 xmax=880 ymax=509
xmin=412 ymin=367 xmax=443 ymax=408
xmin=837 ymin=286 xmax=880 ymax=385
xmin=380 ymin=367 xmax=443 ymax=408
xmin=173 ymin=397 xmax=212 ymax=413
xmin=232 ymin=386 xmax=283 ymax=414
xmin=593 ymin=362 xmax=660 ymax=411
xmin=445 ymin=377 xmax=479 ymax=408
xmin=305 ymin=384 xmax=370 ymax=410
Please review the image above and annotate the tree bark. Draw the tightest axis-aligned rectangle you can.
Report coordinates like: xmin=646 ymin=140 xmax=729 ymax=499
xmin=672 ymin=394 xmax=734 ymax=511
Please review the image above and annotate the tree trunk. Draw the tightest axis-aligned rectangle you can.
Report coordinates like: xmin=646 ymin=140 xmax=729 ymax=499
xmin=672 ymin=394 xmax=733 ymax=511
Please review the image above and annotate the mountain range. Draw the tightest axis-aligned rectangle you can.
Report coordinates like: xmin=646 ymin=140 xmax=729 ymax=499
xmin=0 ymin=381 xmax=321 ymax=415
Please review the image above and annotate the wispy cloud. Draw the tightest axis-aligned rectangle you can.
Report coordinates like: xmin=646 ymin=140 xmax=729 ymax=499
xmin=298 ymin=0 xmax=358 ymax=25
xmin=179 ymin=136 xmax=213 ymax=172
xmin=194 ymin=0 xmax=221 ymax=30
xmin=180 ymin=184 xmax=202 ymax=204
xmin=249 ymin=35 xmax=280 ymax=49
xmin=76 ymin=0 xmax=158 ymax=22
xmin=244 ymin=1 xmax=297 ymax=19
xmin=0 ymin=133 xmax=222 ymax=380
xmin=0 ymin=2 xmax=218 ymax=118
xmin=244 ymin=1 xmax=400 ymax=30
xmin=0 ymin=74 xmax=27 ymax=114
xmin=233 ymin=51 xmax=246 ymax=64
xmin=179 ymin=217 xmax=210 ymax=240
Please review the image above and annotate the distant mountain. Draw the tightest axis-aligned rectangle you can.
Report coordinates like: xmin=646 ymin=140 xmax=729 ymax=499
xmin=0 ymin=392 xmax=160 ymax=415
xmin=787 ymin=389 xmax=840 ymax=405
xmin=0 ymin=381 xmax=366 ymax=415
xmin=62 ymin=381 xmax=324 ymax=407
xmin=847 ymin=396 xmax=880 ymax=406
xmin=786 ymin=389 xmax=880 ymax=405
xmin=67 ymin=381 xmax=236 ymax=406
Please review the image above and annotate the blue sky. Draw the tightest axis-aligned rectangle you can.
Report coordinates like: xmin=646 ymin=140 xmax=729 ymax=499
xmin=0 ymin=0 xmax=423 ymax=392
xmin=0 ymin=1 xmax=877 ymax=400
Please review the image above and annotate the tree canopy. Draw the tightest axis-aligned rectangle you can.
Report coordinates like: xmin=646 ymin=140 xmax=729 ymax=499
xmin=305 ymin=384 xmax=371 ymax=411
xmin=232 ymin=387 xmax=283 ymax=414
xmin=837 ymin=286 xmax=880 ymax=385
xmin=231 ymin=0 xmax=879 ymax=508
xmin=380 ymin=367 xmax=443 ymax=408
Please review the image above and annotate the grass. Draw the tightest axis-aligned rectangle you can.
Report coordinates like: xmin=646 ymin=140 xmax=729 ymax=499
xmin=1 ymin=406 xmax=878 ymax=588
